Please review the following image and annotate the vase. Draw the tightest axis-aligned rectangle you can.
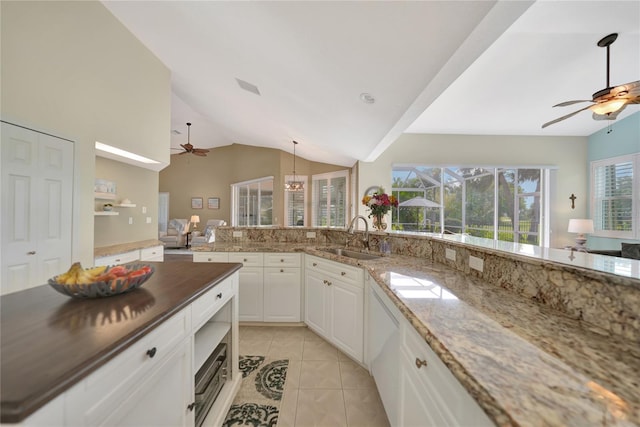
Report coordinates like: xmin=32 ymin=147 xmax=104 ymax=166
xmin=373 ymin=214 xmax=387 ymax=231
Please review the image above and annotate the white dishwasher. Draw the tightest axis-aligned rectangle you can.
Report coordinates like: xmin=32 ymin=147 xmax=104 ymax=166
xmin=368 ymin=283 xmax=400 ymax=426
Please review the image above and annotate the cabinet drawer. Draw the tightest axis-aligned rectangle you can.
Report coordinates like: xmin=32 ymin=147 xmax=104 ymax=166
xmin=264 ymin=252 xmax=301 ymax=268
xmin=402 ymin=324 xmax=492 ymax=426
xmin=65 ymin=308 xmax=191 ymax=425
xmin=94 ymin=250 xmax=139 ymax=266
xmin=140 ymin=245 xmax=164 ymax=262
xmin=306 ymin=255 xmax=363 ymax=287
xmin=193 ymin=252 xmax=229 ymax=263
xmin=228 ymin=252 xmax=263 ymax=267
xmin=192 ymin=275 xmax=233 ymax=331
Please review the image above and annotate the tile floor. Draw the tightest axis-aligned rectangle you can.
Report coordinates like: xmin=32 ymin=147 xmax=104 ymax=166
xmin=239 ymin=325 xmax=390 ymax=427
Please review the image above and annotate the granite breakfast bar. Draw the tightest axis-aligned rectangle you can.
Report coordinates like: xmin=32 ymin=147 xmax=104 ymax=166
xmin=194 ymin=231 xmax=640 ymax=427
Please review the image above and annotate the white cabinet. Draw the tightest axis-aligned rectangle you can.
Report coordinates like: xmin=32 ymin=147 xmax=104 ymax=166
xmin=1 ymin=122 xmax=74 ymax=295
xmin=140 ymin=245 xmax=164 ymax=262
xmin=94 ymin=250 xmax=139 ymax=267
xmin=304 ymin=255 xmax=364 ymax=363
xmin=64 ymin=308 xmax=193 ymax=426
xmin=194 ymin=252 xmax=301 ymax=323
xmin=263 ymin=253 xmax=301 ymax=322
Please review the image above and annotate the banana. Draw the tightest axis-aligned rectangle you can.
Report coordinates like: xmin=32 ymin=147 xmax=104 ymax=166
xmin=84 ymin=265 xmax=107 ymax=280
xmin=59 ymin=262 xmax=83 ymax=286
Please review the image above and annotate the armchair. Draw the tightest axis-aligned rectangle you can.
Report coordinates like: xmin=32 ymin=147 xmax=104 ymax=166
xmin=159 ymin=218 xmax=191 ymax=248
xmin=191 ymin=219 xmax=226 ymax=247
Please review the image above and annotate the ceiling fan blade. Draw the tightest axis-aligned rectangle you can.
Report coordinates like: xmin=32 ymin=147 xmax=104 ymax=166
xmin=611 ymin=80 xmax=640 ymax=97
xmin=542 ymin=104 xmax=594 ymax=129
xmin=193 ymin=148 xmax=210 ymax=153
xmin=193 ymin=151 xmax=207 ymax=157
xmin=553 ymin=100 xmax=594 ymax=107
xmin=178 ymin=151 xmax=189 ymax=155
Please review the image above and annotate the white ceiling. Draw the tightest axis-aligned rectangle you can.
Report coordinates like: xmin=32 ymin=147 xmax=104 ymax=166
xmin=102 ymin=1 xmax=640 ymax=167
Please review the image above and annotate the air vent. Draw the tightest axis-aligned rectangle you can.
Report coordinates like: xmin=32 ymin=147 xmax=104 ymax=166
xmin=172 ymin=130 xmax=182 ymax=135
xmin=236 ymin=78 xmax=261 ymax=96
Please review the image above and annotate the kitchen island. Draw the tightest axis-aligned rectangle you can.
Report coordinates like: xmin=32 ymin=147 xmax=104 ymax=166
xmin=0 ymin=260 xmax=242 ymax=424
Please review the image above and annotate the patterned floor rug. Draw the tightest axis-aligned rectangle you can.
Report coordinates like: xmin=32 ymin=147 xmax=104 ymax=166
xmin=222 ymin=356 xmax=289 ymax=427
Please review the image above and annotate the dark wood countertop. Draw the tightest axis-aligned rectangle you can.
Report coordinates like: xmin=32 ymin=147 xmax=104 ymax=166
xmin=0 ymin=260 xmax=242 ymax=423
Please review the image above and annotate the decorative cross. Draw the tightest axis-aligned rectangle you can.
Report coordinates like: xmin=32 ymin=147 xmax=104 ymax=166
xmin=569 ymin=193 xmax=577 ymax=209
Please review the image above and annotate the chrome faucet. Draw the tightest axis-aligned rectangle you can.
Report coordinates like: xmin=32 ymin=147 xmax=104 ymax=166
xmin=347 ymin=215 xmax=370 ymax=252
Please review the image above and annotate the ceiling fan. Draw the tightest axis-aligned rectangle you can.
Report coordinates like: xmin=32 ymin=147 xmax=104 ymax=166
xmin=542 ymin=33 xmax=640 ymax=129
xmin=171 ymin=122 xmax=210 ymax=156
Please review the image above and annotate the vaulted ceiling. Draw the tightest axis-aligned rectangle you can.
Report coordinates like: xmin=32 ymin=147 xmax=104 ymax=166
xmin=103 ymin=1 xmax=639 ymax=167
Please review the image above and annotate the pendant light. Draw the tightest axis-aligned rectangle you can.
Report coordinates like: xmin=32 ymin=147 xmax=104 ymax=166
xmin=285 ymin=140 xmax=304 ymax=192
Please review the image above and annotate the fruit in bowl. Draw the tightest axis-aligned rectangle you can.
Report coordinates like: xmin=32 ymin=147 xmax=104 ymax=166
xmin=49 ymin=262 xmax=154 ymax=298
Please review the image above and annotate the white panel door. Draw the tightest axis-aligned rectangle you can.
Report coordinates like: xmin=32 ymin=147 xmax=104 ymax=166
xmin=1 ymin=122 xmax=73 ymax=295
xmin=329 ymin=280 xmax=363 ymax=362
xmin=238 ymin=266 xmax=264 ymax=322
xmin=304 ymin=270 xmax=329 ymax=336
xmin=263 ymin=267 xmax=301 ymax=322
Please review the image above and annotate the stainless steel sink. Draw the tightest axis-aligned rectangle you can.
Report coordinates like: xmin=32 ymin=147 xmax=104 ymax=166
xmin=321 ymin=248 xmax=381 ymax=260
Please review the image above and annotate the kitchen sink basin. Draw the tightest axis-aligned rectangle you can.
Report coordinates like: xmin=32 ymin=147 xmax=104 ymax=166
xmin=321 ymin=248 xmax=381 ymax=260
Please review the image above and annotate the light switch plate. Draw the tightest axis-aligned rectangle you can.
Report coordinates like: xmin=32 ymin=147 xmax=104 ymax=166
xmin=233 ymin=231 xmax=242 ymax=238
xmin=146 ymin=217 xmax=152 ymax=224
xmin=445 ymin=248 xmax=456 ymax=261
xmin=128 ymin=217 xmax=133 ymax=225
xmin=469 ymin=255 xmax=484 ymax=272
xmin=306 ymin=231 xmax=316 ymax=238
xmin=142 ymin=206 xmax=147 ymax=214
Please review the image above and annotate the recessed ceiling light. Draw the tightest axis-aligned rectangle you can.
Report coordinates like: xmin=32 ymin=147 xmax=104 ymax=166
xmin=236 ymin=78 xmax=261 ymax=96
xmin=360 ymin=93 xmax=375 ymax=104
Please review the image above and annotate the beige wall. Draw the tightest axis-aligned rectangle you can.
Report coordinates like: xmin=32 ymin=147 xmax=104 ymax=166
xmin=358 ymin=133 xmax=588 ymax=248
xmin=1 ymin=1 xmax=171 ymax=263
xmin=94 ymin=158 xmax=160 ymax=247
xmin=160 ymin=143 xmax=346 ymax=226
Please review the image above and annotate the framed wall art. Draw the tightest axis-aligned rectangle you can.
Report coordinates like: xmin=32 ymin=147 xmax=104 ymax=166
xmin=208 ymin=197 xmax=220 ymax=209
xmin=191 ymin=197 xmax=203 ymax=209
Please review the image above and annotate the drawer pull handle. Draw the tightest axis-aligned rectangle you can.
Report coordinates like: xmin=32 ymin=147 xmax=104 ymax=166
xmin=146 ymin=347 xmax=157 ymax=358
xmin=27 ymin=251 xmax=36 ymax=255
xmin=341 ymin=271 xmax=346 ymax=276
xmin=280 ymin=269 xmax=284 ymax=273
xmin=187 ymin=402 xmax=197 ymax=411
xmin=280 ymin=259 xmax=284 ymax=262
xmin=244 ymin=258 xmax=248 ymax=262
xmin=313 ymin=262 xmax=317 ymax=267
xmin=115 ymin=259 xmax=121 ymax=262
xmin=415 ymin=357 xmax=427 ymax=369
xmin=216 ymin=292 xmax=223 ymax=299
xmin=208 ymin=258 xmax=212 ymax=261
xmin=323 ymin=279 xmax=332 ymax=286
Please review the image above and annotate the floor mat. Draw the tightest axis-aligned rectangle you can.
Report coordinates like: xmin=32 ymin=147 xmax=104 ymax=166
xmin=222 ymin=356 xmax=289 ymax=427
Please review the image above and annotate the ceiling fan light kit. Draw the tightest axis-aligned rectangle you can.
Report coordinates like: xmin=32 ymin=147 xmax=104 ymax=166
xmin=542 ymin=33 xmax=639 ymax=129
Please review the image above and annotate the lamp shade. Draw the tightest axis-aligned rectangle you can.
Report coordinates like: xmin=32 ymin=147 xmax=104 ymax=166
xmin=190 ymin=215 xmax=200 ymax=224
xmin=568 ymin=219 xmax=594 ymax=234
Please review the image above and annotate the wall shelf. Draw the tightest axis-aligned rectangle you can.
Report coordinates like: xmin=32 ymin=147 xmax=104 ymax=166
xmin=95 ymin=211 xmax=119 ymax=216
xmin=115 ymin=203 xmax=136 ymax=208
xmin=94 ymin=192 xmax=117 ymax=200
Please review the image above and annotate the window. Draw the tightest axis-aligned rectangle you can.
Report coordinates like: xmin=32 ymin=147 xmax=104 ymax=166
xmin=284 ymin=175 xmax=308 ymax=226
xmin=591 ymin=154 xmax=639 ymax=239
xmin=231 ymin=176 xmax=273 ymax=226
xmin=392 ymin=166 xmax=548 ymax=246
xmin=312 ymin=170 xmax=349 ymax=227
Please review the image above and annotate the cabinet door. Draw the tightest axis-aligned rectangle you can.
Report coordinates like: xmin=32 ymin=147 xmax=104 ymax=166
xmin=398 ymin=349 xmax=448 ymax=427
xmin=238 ymin=266 xmax=264 ymax=322
xmin=102 ymin=339 xmax=194 ymax=427
xmin=263 ymin=267 xmax=301 ymax=322
xmin=304 ymin=270 xmax=329 ymax=336
xmin=329 ymin=279 xmax=364 ymax=362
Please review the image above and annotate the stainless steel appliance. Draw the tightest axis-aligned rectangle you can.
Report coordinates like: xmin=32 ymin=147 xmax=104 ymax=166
xmin=194 ymin=332 xmax=230 ymax=427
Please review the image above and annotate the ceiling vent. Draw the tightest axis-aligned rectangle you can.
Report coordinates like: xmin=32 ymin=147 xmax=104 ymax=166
xmin=236 ymin=78 xmax=261 ymax=96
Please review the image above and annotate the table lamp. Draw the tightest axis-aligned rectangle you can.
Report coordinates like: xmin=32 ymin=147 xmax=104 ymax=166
xmin=568 ymin=219 xmax=594 ymax=252
xmin=190 ymin=215 xmax=200 ymax=231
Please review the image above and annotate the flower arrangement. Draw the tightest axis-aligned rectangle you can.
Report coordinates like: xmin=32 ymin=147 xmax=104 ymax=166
xmin=362 ymin=188 xmax=398 ymax=230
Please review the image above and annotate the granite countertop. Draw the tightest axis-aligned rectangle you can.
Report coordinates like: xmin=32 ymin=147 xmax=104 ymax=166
xmin=195 ymin=242 xmax=640 ymax=426
xmin=94 ymin=239 xmax=163 ymax=258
